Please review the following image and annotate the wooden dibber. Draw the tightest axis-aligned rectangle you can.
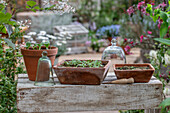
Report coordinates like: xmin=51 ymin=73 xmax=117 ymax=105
xmin=103 ymin=78 xmax=134 ymax=84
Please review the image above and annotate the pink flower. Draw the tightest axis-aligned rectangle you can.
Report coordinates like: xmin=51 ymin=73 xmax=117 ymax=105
xmin=147 ymin=31 xmax=152 ymax=34
xmin=156 ymin=2 xmax=167 ymax=9
xmin=137 ymin=1 xmax=145 ymax=10
xmin=151 ymin=3 xmax=155 ymax=6
xmin=158 ymin=19 xmax=163 ymax=29
xmin=124 ymin=38 xmax=127 ymax=42
xmin=125 ymin=45 xmax=131 ymax=50
xmin=159 ymin=74 xmax=162 ymax=77
xmin=140 ymin=35 xmax=144 ymax=42
xmin=85 ymin=41 xmax=91 ymax=46
xmin=127 ymin=6 xmax=134 ymax=16
xmin=140 ymin=7 xmax=150 ymax=16
xmin=130 ymin=41 xmax=133 ymax=44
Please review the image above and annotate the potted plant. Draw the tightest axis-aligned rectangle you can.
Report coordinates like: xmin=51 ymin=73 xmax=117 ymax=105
xmin=53 ymin=59 xmax=111 ymax=85
xmin=113 ymin=63 xmax=155 ymax=83
xmin=21 ymin=42 xmax=58 ymax=81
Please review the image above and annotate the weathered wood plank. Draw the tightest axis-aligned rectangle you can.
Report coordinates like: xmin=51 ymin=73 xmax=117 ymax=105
xmin=17 ymin=73 xmax=163 ymax=113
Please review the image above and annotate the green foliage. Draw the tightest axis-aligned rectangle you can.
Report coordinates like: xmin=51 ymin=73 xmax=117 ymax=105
xmin=26 ymin=41 xmax=31 ymax=49
xmin=149 ymin=44 xmax=170 ymax=90
xmin=154 ymin=38 xmax=170 ymax=45
xmin=25 ymin=41 xmax=50 ymax=50
xmin=119 ymin=12 xmax=159 ymax=49
xmin=160 ymin=22 xmax=168 ymax=38
xmin=159 ymin=97 xmax=170 ymax=113
xmin=0 ymin=39 xmax=25 ymax=113
xmin=87 ymin=31 xmax=105 ymax=52
xmin=0 ymin=76 xmax=17 ymax=113
xmin=119 ymin=109 xmax=144 ymax=113
xmin=26 ymin=0 xmax=41 ymax=12
xmin=145 ymin=1 xmax=170 ymax=38
xmin=3 ymin=39 xmax=15 ymax=49
xmin=77 ymin=0 xmax=126 ymax=28
xmin=62 ymin=59 xmax=104 ymax=68
xmin=43 ymin=42 xmax=50 ymax=50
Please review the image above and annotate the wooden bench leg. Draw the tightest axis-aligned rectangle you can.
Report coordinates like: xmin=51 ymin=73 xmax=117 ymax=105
xmin=145 ymin=109 xmax=161 ymax=113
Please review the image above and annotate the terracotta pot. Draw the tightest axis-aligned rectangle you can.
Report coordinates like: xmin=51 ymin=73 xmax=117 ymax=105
xmin=53 ymin=60 xmax=111 ymax=85
xmin=21 ymin=47 xmax=58 ymax=81
xmin=113 ymin=64 xmax=155 ymax=83
xmin=107 ymin=37 xmax=112 ymax=46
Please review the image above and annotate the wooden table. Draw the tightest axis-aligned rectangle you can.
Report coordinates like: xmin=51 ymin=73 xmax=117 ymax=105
xmin=17 ymin=73 xmax=163 ymax=113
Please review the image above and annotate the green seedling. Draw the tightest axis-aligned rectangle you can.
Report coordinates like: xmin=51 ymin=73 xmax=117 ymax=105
xmin=44 ymin=41 xmax=50 ymax=50
xmin=32 ymin=43 xmax=38 ymax=50
xmin=37 ymin=42 xmax=43 ymax=50
xmin=61 ymin=59 xmax=104 ymax=68
xmin=26 ymin=42 xmax=31 ymax=49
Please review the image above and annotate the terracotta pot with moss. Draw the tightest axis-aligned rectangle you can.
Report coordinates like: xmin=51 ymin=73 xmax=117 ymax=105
xmin=21 ymin=44 xmax=58 ymax=81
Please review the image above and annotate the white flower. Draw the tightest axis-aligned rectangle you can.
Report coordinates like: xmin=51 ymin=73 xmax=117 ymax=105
xmin=37 ymin=36 xmax=48 ymax=40
xmin=165 ymin=54 xmax=170 ymax=65
xmin=57 ymin=37 xmax=62 ymax=40
xmin=56 ymin=42 xmax=62 ymax=46
xmin=149 ymin=50 xmax=157 ymax=58
xmin=38 ymin=31 xmax=47 ymax=36
xmin=27 ymin=32 xmax=37 ymax=36
xmin=23 ymin=35 xmax=31 ymax=39
xmin=46 ymin=34 xmax=57 ymax=39
xmin=62 ymin=40 xmax=67 ymax=44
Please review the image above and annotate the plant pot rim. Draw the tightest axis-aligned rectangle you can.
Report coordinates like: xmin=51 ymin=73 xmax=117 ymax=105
xmin=113 ymin=63 xmax=155 ymax=72
xmin=21 ymin=46 xmax=58 ymax=57
xmin=21 ymin=46 xmax=57 ymax=51
xmin=53 ymin=59 xmax=111 ymax=69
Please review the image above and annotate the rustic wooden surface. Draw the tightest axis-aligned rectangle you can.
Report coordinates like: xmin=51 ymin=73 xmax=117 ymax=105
xmin=17 ymin=73 xmax=163 ymax=113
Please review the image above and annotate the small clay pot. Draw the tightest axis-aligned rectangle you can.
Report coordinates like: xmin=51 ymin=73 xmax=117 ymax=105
xmin=113 ymin=63 xmax=155 ymax=83
xmin=21 ymin=46 xmax=58 ymax=81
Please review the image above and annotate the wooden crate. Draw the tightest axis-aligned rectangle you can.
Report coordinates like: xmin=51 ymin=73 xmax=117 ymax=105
xmin=53 ymin=24 xmax=89 ymax=54
xmin=17 ymin=72 xmax=163 ymax=113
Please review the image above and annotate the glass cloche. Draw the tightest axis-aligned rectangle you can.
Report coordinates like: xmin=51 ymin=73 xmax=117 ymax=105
xmin=101 ymin=38 xmax=126 ymax=72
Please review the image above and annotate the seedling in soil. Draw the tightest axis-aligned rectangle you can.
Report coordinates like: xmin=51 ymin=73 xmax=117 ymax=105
xmin=61 ymin=59 xmax=104 ymax=68
xmin=116 ymin=66 xmax=150 ymax=70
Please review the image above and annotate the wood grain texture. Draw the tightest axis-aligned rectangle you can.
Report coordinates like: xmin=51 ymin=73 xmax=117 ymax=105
xmin=17 ymin=73 xmax=163 ymax=113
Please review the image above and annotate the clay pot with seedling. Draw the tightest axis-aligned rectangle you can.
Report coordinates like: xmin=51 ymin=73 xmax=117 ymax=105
xmin=21 ymin=42 xmax=58 ymax=81
xmin=113 ymin=64 xmax=155 ymax=83
xmin=53 ymin=59 xmax=111 ymax=85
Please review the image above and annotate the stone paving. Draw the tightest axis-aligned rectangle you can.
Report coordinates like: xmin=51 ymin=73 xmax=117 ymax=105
xmin=58 ymin=48 xmax=141 ymax=63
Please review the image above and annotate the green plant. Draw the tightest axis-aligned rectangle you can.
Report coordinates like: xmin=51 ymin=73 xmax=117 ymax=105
xmin=86 ymin=31 xmax=106 ymax=52
xmin=26 ymin=0 xmax=75 ymax=14
xmin=119 ymin=11 xmax=159 ymax=49
xmin=0 ymin=39 xmax=25 ymax=113
xmin=159 ymin=97 xmax=170 ymax=113
xmin=76 ymin=0 xmax=126 ymax=29
xmin=61 ymin=59 xmax=104 ymax=68
xmin=119 ymin=110 xmax=144 ymax=113
xmin=149 ymin=44 xmax=170 ymax=90
xmin=25 ymin=41 xmax=50 ymax=50
xmin=44 ymin=42 xmax=50 ymax=50
xmin=116 ymin=66 xmax=150 ymax=70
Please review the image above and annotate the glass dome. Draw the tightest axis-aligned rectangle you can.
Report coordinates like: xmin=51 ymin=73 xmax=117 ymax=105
xmin=101 ymin=38 xmax=126 ymax=72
